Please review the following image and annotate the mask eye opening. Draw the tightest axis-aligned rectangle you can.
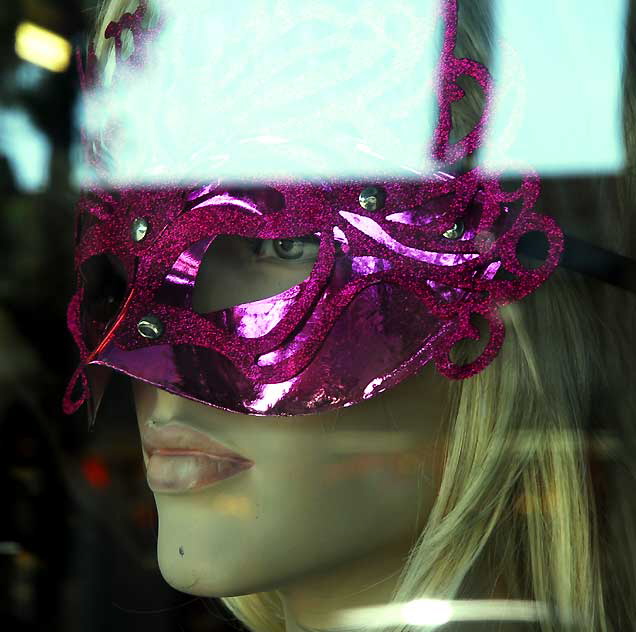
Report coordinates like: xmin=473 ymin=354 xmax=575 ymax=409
xmin=79 ymin=253 xmax=129 ymax=327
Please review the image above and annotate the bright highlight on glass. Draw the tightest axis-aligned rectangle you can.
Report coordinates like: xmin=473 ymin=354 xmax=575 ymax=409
xmin=319 ymin=598 xmax=555 ymax=629
xmin=15 ymin=21 xmax=72 ymax=73
xmin=401 ymin=599 xmax=452 ymax=626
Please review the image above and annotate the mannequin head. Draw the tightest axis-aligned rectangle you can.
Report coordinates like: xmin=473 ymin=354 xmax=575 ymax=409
xmin=83 ymin=2 xmax=636 ymax=631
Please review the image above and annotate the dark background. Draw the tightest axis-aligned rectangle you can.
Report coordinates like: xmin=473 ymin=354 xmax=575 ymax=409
xmin=0 ymin=2 xmax=241 ymax=630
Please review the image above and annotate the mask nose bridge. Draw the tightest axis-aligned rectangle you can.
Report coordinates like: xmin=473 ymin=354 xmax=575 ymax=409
xmin=86 ymin=367 xmax=137 ymax=433
xmin=85 ymin=364 xmax=113 ymax=429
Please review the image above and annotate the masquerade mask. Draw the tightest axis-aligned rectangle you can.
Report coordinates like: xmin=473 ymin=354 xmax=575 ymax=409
xmin=62 ymin=0 xmax=635 ymax=423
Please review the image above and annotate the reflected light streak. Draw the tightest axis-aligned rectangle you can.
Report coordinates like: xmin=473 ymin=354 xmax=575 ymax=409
xmin=245 ymin=381 xmax=295 ymax=413
xmin=190 ymin=193 xmax=263 ymax=215
xmin=314 ymin=598 xmax=556 ymax=630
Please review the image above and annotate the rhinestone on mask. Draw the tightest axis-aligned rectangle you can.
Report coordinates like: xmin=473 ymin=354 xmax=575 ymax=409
xmin=358 ymin=186 xmax=387 ymax=212
xmin=131 ymin=217 xmax=150 ymax=242
xmin=442 ymin=219 xmax=464 ymax=240
xmin=137 ymin=314 xmax=164 ymax=339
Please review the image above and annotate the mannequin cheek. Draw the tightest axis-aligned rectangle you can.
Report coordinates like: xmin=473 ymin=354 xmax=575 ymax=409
xmin=393 ymin=452 xmax=425 ymax=478
xmin=323 ymin=452 xmax=425 ymax=483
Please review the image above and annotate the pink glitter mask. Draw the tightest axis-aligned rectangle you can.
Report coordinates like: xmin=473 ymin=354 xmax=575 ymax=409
xmin=62 ymin=0 xmax=565 ymax=420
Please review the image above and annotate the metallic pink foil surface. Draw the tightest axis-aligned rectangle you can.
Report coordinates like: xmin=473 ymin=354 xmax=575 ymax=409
xmin=63 ymin=0 xmax=564 ymax=419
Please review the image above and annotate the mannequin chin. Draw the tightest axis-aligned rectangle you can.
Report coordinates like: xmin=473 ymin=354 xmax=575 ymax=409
xmin=131 ymin=363 xmax=455 ymax=618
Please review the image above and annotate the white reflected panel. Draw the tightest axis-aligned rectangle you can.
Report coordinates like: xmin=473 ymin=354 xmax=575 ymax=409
xmin=0 ymin=107 xmax=51 ymax=192
xmin=80 ymin=0 xmax=442 ymax=186
xmin=483 ymin=0 xmax=627 ymax=174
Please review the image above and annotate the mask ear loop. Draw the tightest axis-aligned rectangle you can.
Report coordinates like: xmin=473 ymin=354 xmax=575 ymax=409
xmin=84 ymin=365 xmax=114 ymax=430
xmin=63 ymin=288 xmax=90 ymax=415
xmin=62 ymin=364 xmax=90 ymax=416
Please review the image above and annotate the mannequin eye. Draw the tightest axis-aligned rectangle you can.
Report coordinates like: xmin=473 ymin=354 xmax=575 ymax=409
xmin=246 ymin=235 xmax=345 ymax=262
xmin=247 ymin=236 xmax=321 ymax=262
xmin=189 ymin=233 xmax=343 ymax=313
xmin=274 ymin=238 xmax=314 ymax=260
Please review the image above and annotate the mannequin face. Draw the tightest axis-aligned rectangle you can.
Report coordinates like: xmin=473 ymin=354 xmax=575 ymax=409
xmin=131 ymin=232 xmax=455 ymax=628
xmin=131 ymin=362 xmax=451 ymax=621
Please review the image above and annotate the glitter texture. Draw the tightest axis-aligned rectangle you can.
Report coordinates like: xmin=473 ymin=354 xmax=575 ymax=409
xmin=63 ymin=0 xmax=564 ymax=419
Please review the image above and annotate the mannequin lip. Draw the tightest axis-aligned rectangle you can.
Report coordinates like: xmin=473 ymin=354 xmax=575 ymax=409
xmin=140 ymin=421 xmax=253 ymax=463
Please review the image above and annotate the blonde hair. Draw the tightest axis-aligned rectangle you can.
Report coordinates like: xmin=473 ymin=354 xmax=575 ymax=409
xmin=89 ymin=2 xmax=636 ymax=630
